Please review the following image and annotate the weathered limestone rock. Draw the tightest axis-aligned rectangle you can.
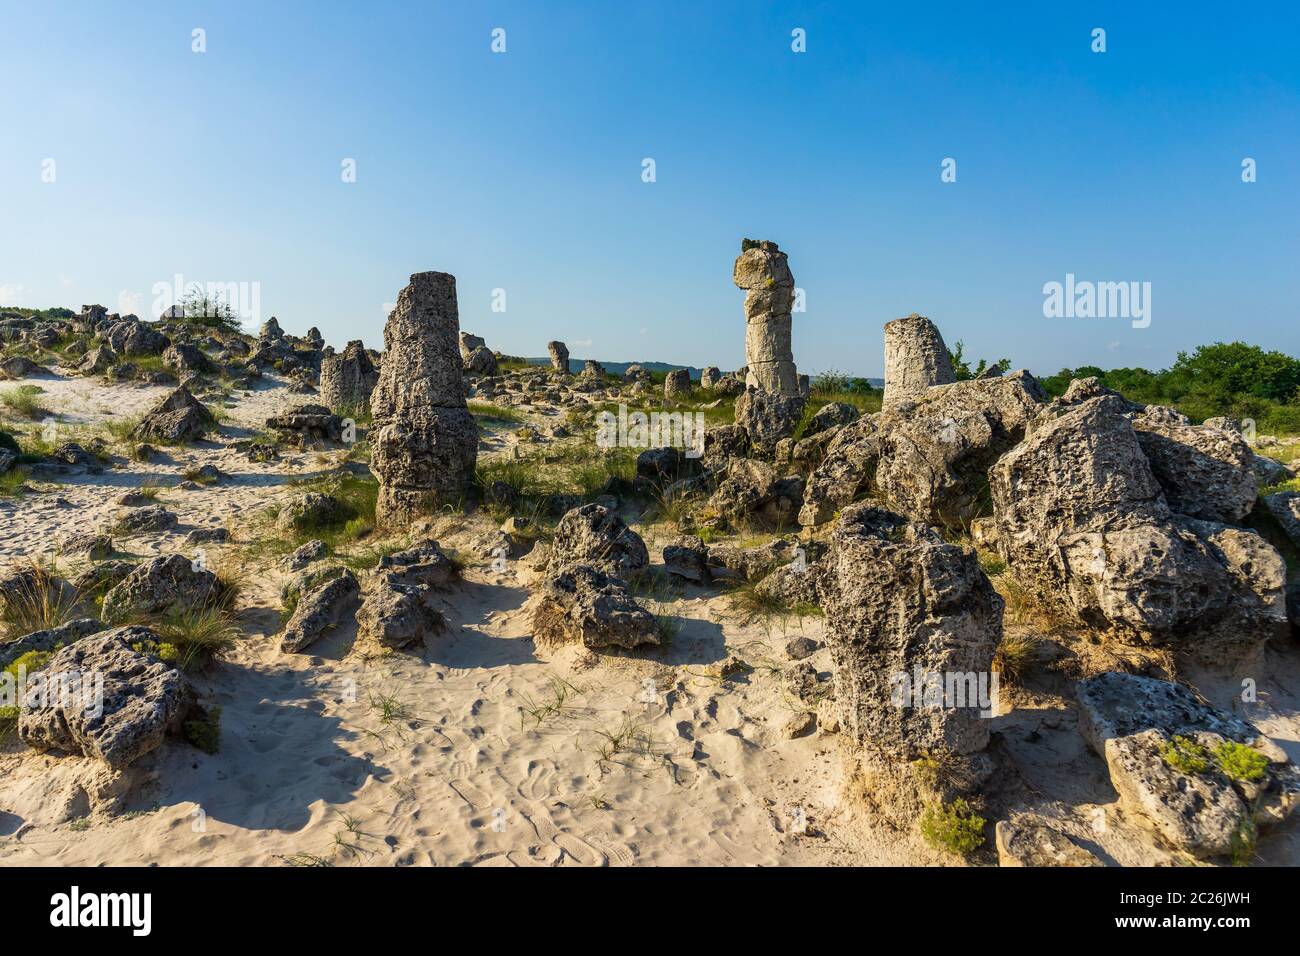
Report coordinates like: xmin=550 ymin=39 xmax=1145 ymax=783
xmin=0 ymin=618 xmax=104 ymax=670
xmin=664 ymin=368 xmax=691 ymax=399
xmin=100 ymin=554 xmax=224 ymax=621
xmin=1133 ymin=406 xmax=1257 ymax=524
xmin=547 ymin=503 xmax=648 ymax=578
xmin=1 ymin=355 xmax=44 ymax=377
xmin=882 ymin=314 xmax=955 ymax=411
xmin=373 ymin=539 xmax=459 ymax=590
xmin=798 ymin=415 xmax=884 ymax=527
xmin=804 ymin=401 xmax=859 ymax=437
xmin=700 ymin=366 xmax=721 ymax=389
xmin=531 ymin=564 xmax=658 ymax=649
xmin=280 ymin=570 xmax=360 ymax=653
xmin=547 ymin=341 xmax=569 ymax=374
xmin=78 ymin=346 xmax=118 ymax=375
xmin=662 ymin=536 xmax=711 ymax=583
xmin=463 ymin=345 xmax=498 ymax=377
xmin=114 ymin=505 xmax=177 ymax=535
xmin=162 ymin=342 xmax=214 ymax=377
xmin=824 ymin=504 xmax=1002 ymax=759
xmin=266 ymin=403 xmax=345 ymax=445
xmin=260 ymin=317 xmax=284 ymax=341
xmin=370 ymin=272 xmax=478 ymax=526
xmin=356 ymin=573 xmax=445 ymax=649
xmin=871 ymin=372 xmax=1047 ymax=530
xmin=1077 ymin=672 xmax=1299 ymax=858
xmin=275 ymin=491 xmax=352 ymax=533
xmin=459 ymin=331 xmax=486 ymax=359
xmin=319 ymin=340 xmax=379 ymax=412
xmin=103 ymin=316 xmax=168 ymax=356
xmin=18 ymin=627 xmax=197 ymax=770
xmin=131 ymin=386 xmax=216 ymax=444
xmin=733 ymin=239 xmax=798 ymax=396
xmin=989 ymin=395 xmax=1288 ymax=663
xmin=1263 ymin=491 xmax=1300 ymax=549
xmin=734 ymin=386 xmax=805 ymax=454
xmin=708 ymin=458 xmax=805 ymax=530
xmin=995 ymin=816 xmax=1104 ymax=867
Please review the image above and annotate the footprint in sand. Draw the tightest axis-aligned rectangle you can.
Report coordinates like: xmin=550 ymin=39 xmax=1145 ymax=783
xmin=517 ymin=759 xmax=556 ymax=802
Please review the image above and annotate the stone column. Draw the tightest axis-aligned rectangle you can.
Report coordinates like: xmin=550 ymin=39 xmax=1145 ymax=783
xmin=371 ymin=272 xmax=478 ymax=527
xmin=320 ymin=340 xmax=379 ymax=413
xmin=882 ymin=313 xmax=955 ymax=410
xmin=547 ymin=340 xmax=569 ymax=374
xmin=733 ymin=239 xmax=798 ymax=396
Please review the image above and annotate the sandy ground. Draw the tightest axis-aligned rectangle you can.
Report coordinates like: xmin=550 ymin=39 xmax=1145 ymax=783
xmin=1 ymin=368 xmax=1298 ymax=867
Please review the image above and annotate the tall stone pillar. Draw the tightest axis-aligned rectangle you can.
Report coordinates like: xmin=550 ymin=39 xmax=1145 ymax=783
xmin=882 ymin=313 xmax=956 ymax=410
xmin=371 ymin=272 xmax=478 ymax=527
xmin=733 ymin=239 xmax=798 ymax=396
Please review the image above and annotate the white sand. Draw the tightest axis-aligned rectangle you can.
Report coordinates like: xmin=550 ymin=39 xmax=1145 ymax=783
xmin=1 ymin=369 xmax=1298 ymax=867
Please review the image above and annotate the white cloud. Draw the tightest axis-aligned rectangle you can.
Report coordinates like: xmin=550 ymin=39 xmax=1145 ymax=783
xmin=572 ymin=338 xmax=593 ymax=347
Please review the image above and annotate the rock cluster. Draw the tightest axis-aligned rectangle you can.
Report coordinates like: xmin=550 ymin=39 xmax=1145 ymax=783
xmin=988 ymin=395 xmax=1287 ymax=663
xmin=1077 ymin=672 xmax=1298 ymax=857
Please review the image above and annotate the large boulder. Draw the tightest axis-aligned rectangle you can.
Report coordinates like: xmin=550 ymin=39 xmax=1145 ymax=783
xmin=989 ymin=395 xmax=1288 ymax=663
xmin=800 ymin=372 xmax=1045 ymax=531
xmin=1077 ymin=672 xmax=1299 ymax=858
xmin=530 ymin=564 xmax=658 ymax=649
xmin=100 ymin=554 xmax=224 ymax=621
xmin=824 ymin=504 xmax=1002 ymax=759
xmin=734 ymin=386 xmax=805 ymax=454
xmin=162 ymin=342 xmax=214 ymax=377
xmin=882 ymin=313 xmax=955 ymax=411
xmin=708 ymin=458 xmax=805 ymax=530
xmin=18 ymin=627 xmax=197 ymax=770
xmin=280 ymin=570 xmax=360 ymax=653
xmin=265 ymin=403 xmax=344 ymax=445
xmin=370 ymin=272 xmax=478 ymax=526
xmin=663 ymin=368 xmax=692 ymax=400
xmin=1132 ymin=406 xmax=1257 ymax=524
xmin=547 ymin=341 xmax=569 ymax=374
xmin=319 ymin=340 xmax=379 ymax=413
xmin=798 ymin=415 xmax=883 ymax=527
xmin=463 ymin=345 xmax=499 ymax=377
xmin=547 ymin=503 xmax=648 ymax=578
xmin=356 ymin=572 xmax=445 ymax=650
xmin=872 ymin=372 xmax=1046 ymax=530
xmin=131 ymin=386 xmax=216 ymax=444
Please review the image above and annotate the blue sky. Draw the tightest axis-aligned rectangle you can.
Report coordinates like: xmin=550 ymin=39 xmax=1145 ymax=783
xmin=1 ymin=1 xmax=1297 ymax=378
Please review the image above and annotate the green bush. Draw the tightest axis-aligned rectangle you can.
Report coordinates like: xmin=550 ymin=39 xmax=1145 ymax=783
xmin=1214 ymin=741 xmax=1269 ymax=782
xmin=920 ymin=798 xmax=986 ymax=856
xmin=184 ymin=706 xmax=222 ymax=754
